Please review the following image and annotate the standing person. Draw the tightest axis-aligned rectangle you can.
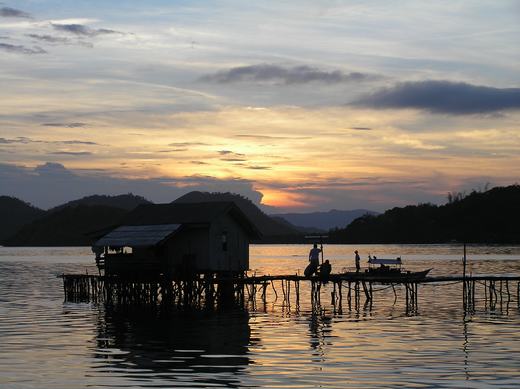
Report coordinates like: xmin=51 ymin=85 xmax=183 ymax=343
xmin=304 ymin=243 xmax=322 ymax=277
xmin=355 ymin=250 xmax=361 ymax=272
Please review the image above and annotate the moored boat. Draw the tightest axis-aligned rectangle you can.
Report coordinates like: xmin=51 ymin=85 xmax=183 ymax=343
xmin=365 ymin=257 xmax=432 ymax=280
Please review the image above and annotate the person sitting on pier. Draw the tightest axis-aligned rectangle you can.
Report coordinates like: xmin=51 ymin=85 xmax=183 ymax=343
xmin=319 ymin=259 xmax=332 ymax=282
xmin=304 ymin=243 xmax=321 ymax=277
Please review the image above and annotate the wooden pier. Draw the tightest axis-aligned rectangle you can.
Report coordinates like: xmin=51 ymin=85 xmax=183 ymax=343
xmin=60 ymin=272 xmax=520 ymax=313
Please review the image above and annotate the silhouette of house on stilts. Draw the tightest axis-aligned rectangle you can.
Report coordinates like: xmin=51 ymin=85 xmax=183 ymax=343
xmin=92 ymin=202 xmax=260 ymax=277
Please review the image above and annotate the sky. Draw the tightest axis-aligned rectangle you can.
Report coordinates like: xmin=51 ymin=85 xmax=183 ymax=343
xmin=1 ymin=1 xmax=519 ymax=212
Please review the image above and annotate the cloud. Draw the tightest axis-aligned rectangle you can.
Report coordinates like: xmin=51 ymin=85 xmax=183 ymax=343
xmin=0 ymin=136 xmax=98 ymax=145
xmin=351 ymin=127 xmax=372 ymax=131
xmin=158 ymin=148 xmax=188 ymax=152
xmin=0 ymin=162 xmax=264 ymax=209
xmin=26 ymin=34 xmax=70 ymax=44
xmin=48 ymin=151 xmax=93 ymax=156
xmin=247 ymin=165 xmax=271 ymax=170
xmin=0 ymin=42 xmax=46 ymax=54
xmin=354 ymin=80 xmax=520 ymax=114
xmin=235 ymin=134 xmax=312 ymax=140
xmin=201 ymin=64 xmax=376 ymax=85
xmin=34 ymin=162 xmax=73 ymax=176
xmin=0 ymin=7 xmax=31 ymax=18
xmin=42 ymin=122 xmax=88 ymax=128
xmin=59 ymin=140 xmax=98 ymax=145
xmin=221 ymin=157 xmax=247 ymax=162
xmin=218 ymin=150 xmax=246 ymax=162
xmin=168 ymin=142 xmax=209 ymax=147
xmin=51 ymin=23 xmax=124 ymax=37
xmin=26 ymin=34 xmax=94 ymax=48
xmin=0 ymin=137 xmax=33 ymax=144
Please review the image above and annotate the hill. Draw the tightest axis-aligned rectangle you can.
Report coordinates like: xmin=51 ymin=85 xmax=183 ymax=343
xmin=50 ymin=193 xmax=151 ymax=212
xmin=4 ymin=204 xmax=127 ymax=246
xmin=2 ymin=193 xmax=151 ymax=246
xmin=0 ymin=196 xmax=45 ymax=242
xmin=173 ymin=191 xmax=302 ymax=242
xmin=329 ymin=185 xmax=520 ymax=243
xmin=272 ymin=209 xmax=377 ymax=231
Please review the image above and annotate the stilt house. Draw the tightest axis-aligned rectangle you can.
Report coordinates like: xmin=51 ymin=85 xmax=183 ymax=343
xmin=92 ymin=202 xmax=260 ymax=277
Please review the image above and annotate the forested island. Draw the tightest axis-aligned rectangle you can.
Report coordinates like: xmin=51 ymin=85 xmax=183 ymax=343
xmin=329 ymin=185 xmax=520 ymax=244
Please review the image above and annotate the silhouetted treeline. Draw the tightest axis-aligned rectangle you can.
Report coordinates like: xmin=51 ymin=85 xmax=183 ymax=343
xmin=329 ymin=185 xmax=520 ymax=243
xmin=2 ymin=194 xmax=150 ymax=246
xmin=0 ymin=196 xmax=44 ymax=241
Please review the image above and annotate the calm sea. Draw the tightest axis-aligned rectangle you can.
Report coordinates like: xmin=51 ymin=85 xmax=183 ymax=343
xmin=1 ymin=244 xmax=520 ymax=388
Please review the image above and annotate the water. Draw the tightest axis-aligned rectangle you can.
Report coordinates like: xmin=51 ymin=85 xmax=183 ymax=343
xmin=1 ymin=244 xmax=520 ymax=388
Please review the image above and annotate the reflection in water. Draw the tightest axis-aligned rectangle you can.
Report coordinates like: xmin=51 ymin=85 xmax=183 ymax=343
xmin=463 ymin=314 xmax=470 ymax=382
xmin=93 ymin=306 xmax=253 ymax=388
xmin=307 ymin=312 xmax=333 ymax=358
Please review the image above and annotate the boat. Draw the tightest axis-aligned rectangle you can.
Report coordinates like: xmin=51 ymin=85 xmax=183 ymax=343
xmin=364 ymin=257 xmax=432 ymax=280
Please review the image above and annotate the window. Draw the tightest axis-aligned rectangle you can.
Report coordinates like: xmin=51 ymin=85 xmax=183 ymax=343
xmin=222 ymin=231 xmax=228 ymax=251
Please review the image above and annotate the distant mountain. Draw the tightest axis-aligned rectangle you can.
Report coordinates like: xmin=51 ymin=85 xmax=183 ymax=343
xmin=2 ymin=193 xmax=151 ymax=246
xmin=4 ymin=204 xmax=127 ymax=246
xmin=0 ymin=196 xmax=45 ymax=243
xmin=329 ymin=185 xmax=520 ymax=243
xmin=173 ymin=191 xmax=302 ymax=241
xmin=272 ymin=209 xmax=377 ymax=231
xmin=50 ymin=194 xmax=152 ymax=212
xmin=270 ymin=216 xmax=325 ymax=234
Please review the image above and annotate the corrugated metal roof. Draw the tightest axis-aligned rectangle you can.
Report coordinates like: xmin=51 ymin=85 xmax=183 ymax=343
xmin=94 ymin=224 xmax=181 ymax=248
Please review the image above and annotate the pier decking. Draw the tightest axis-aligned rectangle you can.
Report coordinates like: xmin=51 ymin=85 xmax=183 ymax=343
xmin=60 ymin=272 xmax=520 ymax=313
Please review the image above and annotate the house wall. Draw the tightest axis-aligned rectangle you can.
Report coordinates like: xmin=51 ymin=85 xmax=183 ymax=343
xmin=209 ymin=214 xmax=249 ymax=273
xmin=104 ymin=248 xmax=163 ymax=276
xmin=163 ymin=226 xmax=210 ymax=274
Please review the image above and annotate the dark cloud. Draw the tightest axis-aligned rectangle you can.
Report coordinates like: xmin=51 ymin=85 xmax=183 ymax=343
xmin=190 ymin=161 xmax=208 ymax=165
xmin=221 ymin=157 xmax=247 ymax=162
xmin=201 ymin=64 xmax=376 ymax=85
xmin=235 ymin=134 xmax=312 ymax=140
xmin=0 ymin=137 xmax=33 ymax=144
xmin=0 ymin=6 xmax=31 ymax=18
xmin=48 ymin=151 xmax=93 ymax=156
xmin=354 ymin=80 xmax=520 ymax=114
xmin=351 ymin=127 xmax=372 ymax=131
xmin=0 ymin=162 xmax=264 ymax=209
xmin=247 ymin=165 xmax=271 ymax=170
xmin=0 ymin=136 xmax=98 ymax=145
xmin=59 ymin=140 xmax=98 ymax=145
xmin=158 ymin=148 xmax=188 ymax=152
xmin=34 ymin=162 xmax=73 ymax=176
xmin=218 ymin=150 xmax=246 ymax=163
xmin=51 ymin=23 xmax=124 ymax=37
xmin=42 ymin=122 xmax=88 ymax=128
xmin=168 ymin=142 xmax=209 ymax=147
xmin=26 ymin=34 xmax=93 ymax=48
xmin=0 ymin=42 xmax=46 ymax=54
xmin=27 ymin=34 xmax=70 ymax=44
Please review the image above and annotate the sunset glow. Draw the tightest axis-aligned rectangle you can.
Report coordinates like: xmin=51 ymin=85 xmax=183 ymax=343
xmin=1 ymin=1 xmax=519 ymax=211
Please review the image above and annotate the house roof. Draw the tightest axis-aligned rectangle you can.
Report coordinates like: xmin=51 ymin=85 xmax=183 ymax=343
xmin=94 ymin=224 xmax=181 ymax=248
xmin=121 ymin=201 xmax=261 ymax=238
